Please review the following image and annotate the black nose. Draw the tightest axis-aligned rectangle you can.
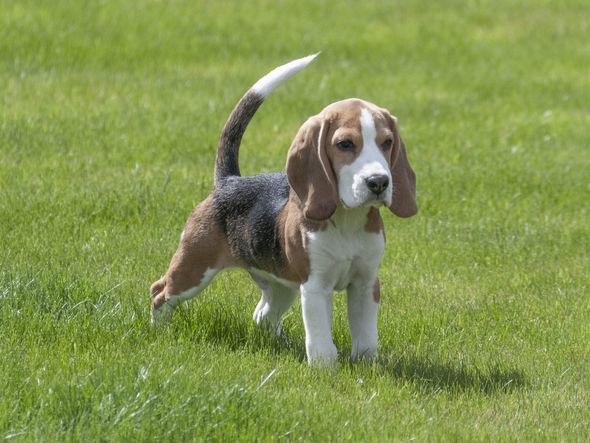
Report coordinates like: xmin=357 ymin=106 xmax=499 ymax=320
xmin=365 ymin=175 xmax=389 ymax=195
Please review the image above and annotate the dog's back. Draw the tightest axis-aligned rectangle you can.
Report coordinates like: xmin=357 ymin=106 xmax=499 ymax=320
xmin=213 ymin=173 xmax=290 ymax=272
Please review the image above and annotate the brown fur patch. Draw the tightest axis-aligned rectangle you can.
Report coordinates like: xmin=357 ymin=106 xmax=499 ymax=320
xmin=364 ymin=207 xmax=384 ymax=234
xmin=372 ymin=278 xmax=381 ymax=303
xmin=286 ymin=116 xmax=338 ymax=221
xmin=323 ymin=101 xmax=364 ymax=174
xmin=276 ymin=196 xmax=326 ymax=284
xmin=150 ymin=197 xmax=237 ymax=309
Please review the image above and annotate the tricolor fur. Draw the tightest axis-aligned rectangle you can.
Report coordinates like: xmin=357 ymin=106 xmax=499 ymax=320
xmin=150 ymin=54 xmax=417 ymax=365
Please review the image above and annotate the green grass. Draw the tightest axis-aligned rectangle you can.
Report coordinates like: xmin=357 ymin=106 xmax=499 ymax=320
xmin=1 ymin=0 xmax=589 ymax=440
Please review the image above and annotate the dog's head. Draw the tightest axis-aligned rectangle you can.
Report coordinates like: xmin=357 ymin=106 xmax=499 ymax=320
xmin=286 ymin=99 xmax=417 ymax=221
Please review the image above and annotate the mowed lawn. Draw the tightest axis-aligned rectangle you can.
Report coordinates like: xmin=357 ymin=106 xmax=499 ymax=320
xmin=1 ymin=0 xmax=589 ymax=440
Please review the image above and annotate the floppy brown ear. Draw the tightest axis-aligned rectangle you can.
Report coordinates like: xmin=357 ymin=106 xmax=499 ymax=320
xmin=286 ymin=116 xmax=338 ymax=221
xmin=388 ymin=115 xmax=417 ymax=218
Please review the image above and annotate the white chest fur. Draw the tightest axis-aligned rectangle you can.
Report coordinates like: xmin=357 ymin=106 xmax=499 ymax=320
xmin=306 ymin=207 xmax=385 ymax=291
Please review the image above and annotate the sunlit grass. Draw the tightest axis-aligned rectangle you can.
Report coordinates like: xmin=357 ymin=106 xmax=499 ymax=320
xmin=1 ymin=0 xmax=589 ymax=440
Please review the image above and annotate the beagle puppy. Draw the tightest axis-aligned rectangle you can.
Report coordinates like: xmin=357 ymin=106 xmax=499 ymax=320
xmin=150 ymin=54 xmax=417 ymax=365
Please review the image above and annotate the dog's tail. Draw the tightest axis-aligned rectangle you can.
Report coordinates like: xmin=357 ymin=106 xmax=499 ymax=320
xmin=214 ymin=53 xmax=319 ymax=186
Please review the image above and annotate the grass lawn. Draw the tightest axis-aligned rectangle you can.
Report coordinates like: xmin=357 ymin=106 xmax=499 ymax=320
xmin=1 ymin=0 xmax=589 ymax=440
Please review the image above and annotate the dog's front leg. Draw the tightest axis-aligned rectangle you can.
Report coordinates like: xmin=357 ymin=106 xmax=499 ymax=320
xmin=347 ymin=278 xmax=379 ymax=362
xmin=300 ymin=281 xmax=338 ymax=366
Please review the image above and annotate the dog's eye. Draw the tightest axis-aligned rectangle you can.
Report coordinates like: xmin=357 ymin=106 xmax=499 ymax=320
xmin=382 ymin=139 xmax=393 ymax=150
xmin=336 ymin=140 xmax=355 ymax=151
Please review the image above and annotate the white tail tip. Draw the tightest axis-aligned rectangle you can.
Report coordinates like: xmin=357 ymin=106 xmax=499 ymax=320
xmin=251 ymin=52 xmax=320 ymax=98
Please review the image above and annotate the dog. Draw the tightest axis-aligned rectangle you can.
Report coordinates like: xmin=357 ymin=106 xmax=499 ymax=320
xmin=150 ymin=54 xmax=417 ymax=365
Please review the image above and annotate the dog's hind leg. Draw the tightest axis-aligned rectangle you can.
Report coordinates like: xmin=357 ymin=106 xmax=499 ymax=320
xmin=150 ymin=267 xmax=218 ymax=324
xmin=250 ymin=273 xmax=298 ymax=334
xmin=150 ymin=197 xmax=233 ymax=324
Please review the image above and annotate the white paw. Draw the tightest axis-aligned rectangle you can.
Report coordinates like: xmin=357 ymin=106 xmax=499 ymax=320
xmin=306 ymin=341 xmax=338 ymax=366
xmin=252 ymin=301 xmax=267 ymax=325
xmin=150 ymin=302 xmax=175 ymax=325
xmin=253 ymin=303 xmax=282 ymax=335
xmin=351 ymin=344 xmax=378 ymax=362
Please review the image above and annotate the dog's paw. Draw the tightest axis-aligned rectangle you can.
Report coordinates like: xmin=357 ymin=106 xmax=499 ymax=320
xmin=252 ymin=302 xmax=284 ymax=335
xmin=306 ymin=341 xmax=338 ymax=367
xmin=150 ymin=302 xmax=175 ymax=325
xmin=252 ymin=300 xmax=267 ymax=325
xmin=351 ymin=347 xmax=378 ymax=363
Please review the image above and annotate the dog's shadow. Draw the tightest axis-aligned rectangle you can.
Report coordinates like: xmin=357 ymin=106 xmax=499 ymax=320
xmin=170 ymin=305 xmax=525 ymax=395
xmin=370 ymin=352 xmax=526 ymax=394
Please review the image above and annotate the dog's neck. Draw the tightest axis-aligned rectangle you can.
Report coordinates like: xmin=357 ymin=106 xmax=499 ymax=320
xmin=327 ymin=205 xmax=377 ymax=232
